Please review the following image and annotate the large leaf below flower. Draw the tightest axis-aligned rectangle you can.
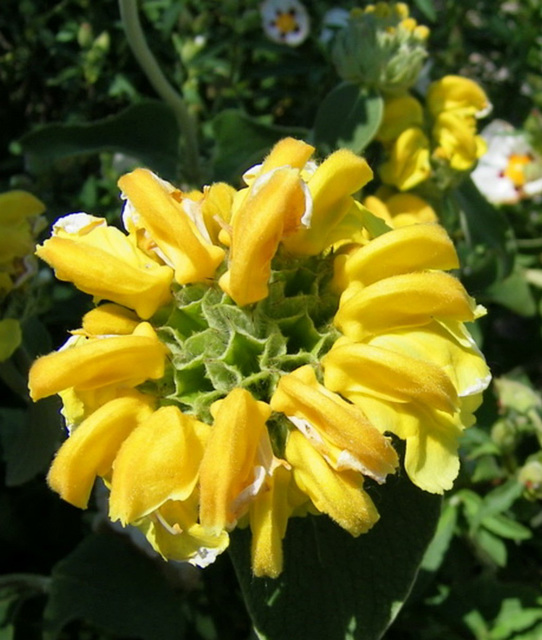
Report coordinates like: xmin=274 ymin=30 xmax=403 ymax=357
xmin=229 ymin=471 xmax=440 ymax=640
xmin=313 ymin=83 xmax=383 ymax=156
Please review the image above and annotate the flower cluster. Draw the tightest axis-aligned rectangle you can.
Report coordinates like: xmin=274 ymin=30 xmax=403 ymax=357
xmin=28 ymin=138 xmax=490 ymax=578
xmin=260 ymin=0 xmax=311 ymax=47
xmin=331 ymin=2 xmax=430 ymax=95
xmin=0 ymin=190 xmax=46 ymax=362
xmin=377 ymin=75 xmax=492 ymax=191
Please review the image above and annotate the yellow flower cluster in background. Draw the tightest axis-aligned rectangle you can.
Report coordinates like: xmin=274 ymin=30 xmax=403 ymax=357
xmin=378 ymin=75 xmax=491 ymax=191
xmin=0 ymin=190 xmax=46 ymax=362
xmin=28 ymin=138 xmax=490 ymax=578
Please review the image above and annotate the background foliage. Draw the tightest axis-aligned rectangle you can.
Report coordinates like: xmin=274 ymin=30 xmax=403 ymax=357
xmin=1 ymin=0 xmax=542 ymax=638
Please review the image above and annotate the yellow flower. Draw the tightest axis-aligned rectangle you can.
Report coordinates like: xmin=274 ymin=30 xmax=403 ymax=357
xmin=118 ymin=168 xmax=225 ymax=285
xmin=47 ymin=395 xmax=155 ymax=508
xmin=0 ymin=318 xmax=22 ymax=362
xmin=432 ymin=112 xmax=487 ymax=172
xmin=363 ymin=191 xmax=438 ymax=228
xmin=379 ymin=127 xmax=431 ymax=190
xmin=199 ymin=388 xmax=274 ymax=532
xmin=377 ymin=94 xmax=424 ymax=144
xmin=109 ymin=406 xmax=208 ymax=524
xmin=36 ymin=213 xmax=173 ymax=319
xmin=30 ymin=138 xmax=490 ymax=577
xmin=0 ymin=190 xmax=45 ymax=292
xmin=271 ymin=365 xmax=398 ymax=482
xmin=28 ymin=321 xmax=168 ymax=401
xmin=427 ymin=75 xmax=492 ymax=119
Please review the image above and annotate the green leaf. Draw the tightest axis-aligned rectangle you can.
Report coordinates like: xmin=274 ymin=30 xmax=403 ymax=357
xmin=454 ymin=179 xmax=516 ymax=291
xmin=0 ymin=397 xmax=62 ymax=487
xmin=44 ymin=533 xmax=186 ymax=640
xmin=421 ymin=500 xmax=457 ymax=573
xmin=481 ymin=514 xmax=532 ymax=541
xmin=229 ymin=473 xmax=440 ymax=640
xmin=314 ymin=83 xmax=383 ymax=156
xmin=412 ymin=0 xmax=437 ymax=22
xmin=473 ymin=528 xmax=507 ymax=567
xmin=18 ymin=100 xmax=180 ymax=180
xmin=212 ymin=110 xmax=309 ymax=183
xmin=471 ymin=479 xmax=524 ymax=530
xmin=484 ymin=263 xmax=537 ymax=316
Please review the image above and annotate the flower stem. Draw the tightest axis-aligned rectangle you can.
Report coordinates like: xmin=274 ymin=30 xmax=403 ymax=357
xmin=118 ymin=0 xmax=201 ymax=184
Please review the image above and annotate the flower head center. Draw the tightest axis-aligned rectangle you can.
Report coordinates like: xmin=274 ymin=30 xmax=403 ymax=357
xmin=503 ymin=153 xmax=533 ymax=187
xmin=272 ymin=10 xmax=300 ymax=37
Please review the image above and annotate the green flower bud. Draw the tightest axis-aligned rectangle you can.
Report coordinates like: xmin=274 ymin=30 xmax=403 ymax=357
xmin=331 ymin=3 xmax=429 ymax=96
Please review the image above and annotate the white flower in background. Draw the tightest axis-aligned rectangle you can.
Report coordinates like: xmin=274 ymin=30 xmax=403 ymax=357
xmin=472 ymin=119 xmax=542 ymax=204
xmin=320 ymin=7 xmax=350 ymax=44
xmin=260 ymin=0 xmax=310 ymax=46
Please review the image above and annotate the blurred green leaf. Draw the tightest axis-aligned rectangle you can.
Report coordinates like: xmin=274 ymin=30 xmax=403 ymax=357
xmin=484 ymin=263 xmax=537 ymax=316
xmin=412 ymin=0 xmax=437 ymax=22
xmin=313 ymin=83 xmax=383 ymax=155
xmin=18 ymin=101 xmax=180 ymax=180
xmin=229 ymin=473 xmax=440 ymax=640
xmin=1 ymin=397 xmax=62 ymax=487
xmin=481 ymin=514 xmax=532 ymax=541
xmin=212 ymin=110 xmax=309 ymax=183
xmin=491 ymin=598 xmax=542 ymax=640
xmin=421 ymin=501 xmax=457 ymax=573
xmin=454 ymin=179 xmax=516 ymax=291
xmin=473 ymin=528 xmax=507 ymax=567
xmin=494 ymin=377 xmax=542 ymax=414
xmin=44 ymin=533 xmax=186 ymax=640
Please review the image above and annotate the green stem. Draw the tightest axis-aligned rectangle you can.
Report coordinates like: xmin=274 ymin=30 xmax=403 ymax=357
xmin=118 ymin=0 xmax=201 ymax=184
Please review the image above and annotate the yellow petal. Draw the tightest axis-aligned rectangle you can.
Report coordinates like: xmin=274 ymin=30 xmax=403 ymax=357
xmin=367 ymin=320 xmax=491 ymax=398
xmin=335 ymin=223 xmax=459 ymax=290
xmin=79 ymin=303 xmax=140 ymax=336
xmin=47 ymin=396 xmax=154 ymax=508
xmin=379 ymin=127 xmax=431 ymax=191
xmin=432 ymin=112 xmax=481 ymax=171
xmin=137 ymin=499 xmax=230 ymax=567
xmin=249 ymin=465 xmax=292 ymax=578
xmin=36 ymin=216 xmax=173 ymax=319
xmin=259 ymin=137 xmax=315 ymax=175
xmin=219 ymin=168 xmax=307 ymax=305
xmin=109 ymin=406 xmax=207 ymax=524
xmin=0 ymin=190 xmax=45 ymax=224
xmin=335 ymin=271 xmax=477 ymax=340
xmin=118 ymin=169 xmax=225 ymax=284
xmin=0 ymin=318 xmax=22 ymax=362
xmin=427 ymin=75 xmax=491 ymax=118
xmin=199 ymin=388 xmax=272 ymax=532
xmin=322 ymin=340 xmax=459 ymax=413
xmin=384 ymin=192 xmax=438 ymax=227
xmin=377 ymin=94 xmax=424 ymax=144
xmin=284 ymin=149 xmax=373 ymax=255
xmin=270 ymin=365 xmax=398 ymax=483
xmin=28 ymin=322 xmax=168 ymax=401
xmin=285 ymin=430 xmax=380 ymax=536
xmin=342 ymin=393 xmax=465 ymax=493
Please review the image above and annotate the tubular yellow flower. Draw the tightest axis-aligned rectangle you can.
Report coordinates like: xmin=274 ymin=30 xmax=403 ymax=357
xmin=285 ymin=430 xmax=380 ymax=536
xmin=271 ymin=365 xmax=398 ymax=482
xmin=118 ymin=168 xmax=225 ymax=285
xmin=199 ymin=388 xmax=273 ymax=532
xmin=219 ymin=167 xmax=308 ymax=306
xmin=377 ymin=94 xmax=424 ymax=144
xmin=109 ymin=406 xmax=208 ymax=524
xmin=47 ymin=395 xmax=155 ymax=508
xmin=363 ymin=192 xmax=438 ymax=229
xmin=283 ymin=149 xmax=374 ymax=255
xmin=427 ymin=75 xmax=492 ymax=119
xmin=36 ymin=214 xmax=173 ymax=319
xmin=335 ymin=271 xmax=478 ymax=341
xmin=379 ymin=127 xmax=431 ymax=190
xmin=333 ymin=223 xmax=458 ymax=291
xmin=28 ymin=322 xmax=168 ymax=401
xmin=432 ymin=112 xmax=487 ymax=171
